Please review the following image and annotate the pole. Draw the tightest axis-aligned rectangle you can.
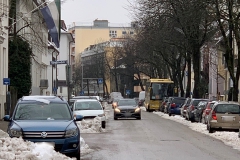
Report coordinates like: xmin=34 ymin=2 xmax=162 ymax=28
xmin=81 ymin=63 xmax=83 ymax=94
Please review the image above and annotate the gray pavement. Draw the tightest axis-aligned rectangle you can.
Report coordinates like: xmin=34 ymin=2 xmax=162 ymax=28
xmin=81 ymin=105 xmax=240 ymax=160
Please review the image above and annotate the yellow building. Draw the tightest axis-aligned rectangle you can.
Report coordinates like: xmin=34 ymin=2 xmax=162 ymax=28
xmin=68 ymin=20 xmax=135 ymax=64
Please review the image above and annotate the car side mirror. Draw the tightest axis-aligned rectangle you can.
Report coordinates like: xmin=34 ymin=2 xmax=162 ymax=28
xmin=3 ymin=115 xmax=10 ymax=121
xmin=75 ymin=115 xmax=83 ymax=121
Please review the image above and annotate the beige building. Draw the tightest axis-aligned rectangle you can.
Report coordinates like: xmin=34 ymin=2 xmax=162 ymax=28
xmin=68 ymin=20 xmax=135 ymax=64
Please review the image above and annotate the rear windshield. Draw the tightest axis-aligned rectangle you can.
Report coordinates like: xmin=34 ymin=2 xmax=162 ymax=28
xmin=215 ymin=104 xmax=240 ymax=114
xmin=172 ymin=98 xmax=185 ymax=104
xmin=192 ymin=100 xmax=207 ymax=106
xmin=74 ymin=101 xmax=102 ymax=110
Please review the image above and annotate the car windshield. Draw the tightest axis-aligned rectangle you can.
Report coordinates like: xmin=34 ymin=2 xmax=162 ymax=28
xmin=14 ymin=102 xmax=72 ymax=120
xmin=74 ymin=101 xmax=102 ymax=110
xmin=215 ymin=104 xmax=240 ymax=114
xmin=118 ymin=100 xmax=137 ymax=106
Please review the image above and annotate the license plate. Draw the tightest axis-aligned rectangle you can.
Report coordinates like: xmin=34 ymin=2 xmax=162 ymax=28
xmin=36 ymin=142 xmax=55 ymax=147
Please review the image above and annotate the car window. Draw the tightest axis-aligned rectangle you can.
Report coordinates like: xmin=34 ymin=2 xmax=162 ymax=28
xmin=192 ymin=100 xmax=206 ymax=106
xmin=14 ymin=102 xmax=71 ymax=120
xmin=118 ymin=100 xmax=137 ymax=106
xmin=172 ymin=98 xmax=185 ymax=104
xmin=209 ymin=103 xmax=214 ymax=108
xmin=215 ymin=104 xmax=240 ymax=114
xmin=75 ymin=101 xmax=102 ymax=110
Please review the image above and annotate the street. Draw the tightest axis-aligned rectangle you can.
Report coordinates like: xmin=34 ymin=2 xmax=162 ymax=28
xmin=81 ymin=104 xmax=240 ymax=160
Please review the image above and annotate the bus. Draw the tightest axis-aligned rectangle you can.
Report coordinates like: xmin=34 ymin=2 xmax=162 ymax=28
xmin=144 ymin=79 xmax=174 ymax=112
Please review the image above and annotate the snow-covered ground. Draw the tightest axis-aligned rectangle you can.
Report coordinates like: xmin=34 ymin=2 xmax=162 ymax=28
xmin=153 ymin=111 xmax=240 ymax=151
xmin=0 ymin=115 xmax=105 ymax=159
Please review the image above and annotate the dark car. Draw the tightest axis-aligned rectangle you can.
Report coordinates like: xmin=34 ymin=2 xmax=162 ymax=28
xmin=186 ymin=98 xmax=209 ymax=122
xmin=192 ymin=101 xmax=208 ymax=122
xmin=3 ymin=96 xmax=83 ymax=160
xmin=168 ymin=97 xmax=186 ymax=116
xmin=114 ymin=99 xmax=141 ymax=120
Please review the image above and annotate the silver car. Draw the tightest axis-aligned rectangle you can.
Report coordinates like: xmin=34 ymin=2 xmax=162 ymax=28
xmin=114 ymin=99 xmax=141 ymax=120
xmin=207 ymin=101 xmax=240 ymax=133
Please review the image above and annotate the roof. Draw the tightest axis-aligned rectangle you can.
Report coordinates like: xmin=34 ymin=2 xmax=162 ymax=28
xmin=19 ymin=96 xmax=65 ymax=103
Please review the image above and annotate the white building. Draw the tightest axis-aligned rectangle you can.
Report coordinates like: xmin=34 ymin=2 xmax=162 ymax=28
xmin=16 ymin=0 xmax=49 ymax=95
xmin=0 ymin=0 xmax=9 ymax=118
xmin=56 ymin=31 xmax=74 ymax=99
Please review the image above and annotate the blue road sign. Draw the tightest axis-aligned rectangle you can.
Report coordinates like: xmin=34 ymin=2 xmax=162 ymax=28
xmin=3 ymin=78 xmax=10 ymax=85
xmin=98 ymin=78 xmax=103 ymax=84
xmin=80 ymin=90 xmax=84 ymax=95
xmin=126 ymin=90 xmax=131 ymax=95
xmin=53 ymin=87 xmax=57 ymax=92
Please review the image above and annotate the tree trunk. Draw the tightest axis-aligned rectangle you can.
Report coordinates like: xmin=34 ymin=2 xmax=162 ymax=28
xmin=192 ymin=48 xmax=201 ymax=98
xmin=186 ymin=54 xmax=191 ymax=98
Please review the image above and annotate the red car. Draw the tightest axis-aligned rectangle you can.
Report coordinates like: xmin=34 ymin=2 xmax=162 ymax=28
xmin=201 ymin=101 xmax=217 ymax=124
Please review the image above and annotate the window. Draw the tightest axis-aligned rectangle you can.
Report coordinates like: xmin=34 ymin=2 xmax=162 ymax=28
xmin=130 ymin=31 xmax=134 ymax=34
xmin=122 ymin=31 xmax=126 ymax=34
xmin=109 ymin=30 xmax=117 ymax=37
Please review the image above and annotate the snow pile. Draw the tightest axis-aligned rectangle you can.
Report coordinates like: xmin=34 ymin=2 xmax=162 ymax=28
xmin=0 ymin=136 xmax=73 ymax=160
xmin=77 ymin=116 xmax=105 ymax=133
xmin=0 ymin=129 xmax=9 ymax=138
xmin=153 ymin=112 xmax=240 ymax=151
xmin=80 ymin=137 xmax=93 ymax=155
xmin=104 ymin=109 xmax=110 ymax=120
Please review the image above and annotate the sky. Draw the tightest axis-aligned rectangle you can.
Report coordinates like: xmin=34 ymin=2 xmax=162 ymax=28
xmin=1 ymin=104 xmax=240 ymax=159
xmin=61 ymin=0 xmax=134 ymax=26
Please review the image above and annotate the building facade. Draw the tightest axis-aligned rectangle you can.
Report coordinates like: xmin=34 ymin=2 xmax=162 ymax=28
xmin=0 ymin=0 xmax=9 ymax=118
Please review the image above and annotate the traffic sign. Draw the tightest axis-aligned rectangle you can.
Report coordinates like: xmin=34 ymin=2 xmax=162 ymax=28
xmin=80 ymin=90 xmax=84 ymax=95
xmin=126 ymin=90 xmax=131 ymax=95
xmin=53 ymin=87 xmax=57 ymax=92
xmin=98 ymin=78 xmax=103 ymax=84
xmin=50 ymin=60 xmax=67 ymax=65
xmin=3 ymin=78 xmax=10 ymax=85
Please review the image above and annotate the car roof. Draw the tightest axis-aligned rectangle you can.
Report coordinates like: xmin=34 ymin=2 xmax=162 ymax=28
xmin=75 ymin=99 xmax=99 ymax=102
xmin=214 ymin=101 xmax=239 ymax=105
xmin=18 ymin=96 xmax=66 ymax=103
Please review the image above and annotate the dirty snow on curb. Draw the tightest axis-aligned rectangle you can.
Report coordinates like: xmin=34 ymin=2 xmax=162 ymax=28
xmin=77 ymin=116 xmax=105 ymax=133
xmin=153 ymin=112 xmax=240 ymax=151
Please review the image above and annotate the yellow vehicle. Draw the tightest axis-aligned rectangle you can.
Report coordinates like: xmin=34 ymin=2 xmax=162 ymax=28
xmin=145 ymin=79 xmax=174 ymax=112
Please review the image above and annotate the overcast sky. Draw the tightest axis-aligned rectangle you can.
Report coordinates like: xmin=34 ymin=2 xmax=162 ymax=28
xmin=61 ymin=0 xmax=134 ymax=26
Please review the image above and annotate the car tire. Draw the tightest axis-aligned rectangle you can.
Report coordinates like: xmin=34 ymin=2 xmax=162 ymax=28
xmin=101 ymin=121 xmax=106 ymax=128
xmin=147 ymin=106 xmax=151 ymax=112
xmin=137 ymin=117 xmax=141 ymax=120
xmin=169 ymin=113 xmax=171 ymax=116
xmin=114 ymin=117 xmax=117 ymax=120
xmin=209 ymin=126 xmax=214 ymax=133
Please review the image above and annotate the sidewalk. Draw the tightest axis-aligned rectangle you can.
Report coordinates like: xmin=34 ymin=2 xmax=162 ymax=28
xmin=0 ymin=120 xmax=8 ymax=132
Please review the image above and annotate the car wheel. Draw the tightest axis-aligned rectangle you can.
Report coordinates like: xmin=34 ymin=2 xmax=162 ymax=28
xmin=101 ymin=121 xmax=106 ymax=128
xmin=137 ymin=117 xmax=141 ymax=120
xmin=114 ymin=117 xmax=117 ymax=120
xmin=147 ymin=106 xmax=151 ymax=112
xmin=169 ymin=113 xmax=171 ymax=116
xmin=209 ymin=125 xmax=214 ymax=133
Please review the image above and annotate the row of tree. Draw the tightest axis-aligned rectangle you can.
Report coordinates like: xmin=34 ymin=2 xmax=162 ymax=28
xmin=74 ymin=0 xmax=240 ymax=100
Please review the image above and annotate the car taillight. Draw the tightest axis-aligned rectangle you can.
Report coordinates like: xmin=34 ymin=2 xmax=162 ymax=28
xmin=190 ymin=105 xmax=194 ymax=110
xmin=212 ymin=111 xmax=217 ymax=120
xmin=171 ymin=103 xmax=176 ymax=107
xmin=206 ymin=109 xmax=211 ymax=115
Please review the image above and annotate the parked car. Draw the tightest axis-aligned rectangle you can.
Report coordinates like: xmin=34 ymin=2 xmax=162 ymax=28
xmin=3 ymin=96 xmax=82 ymax=160
xmin=159 ymin=97 xmax=168 ymax=112
xmin=201 ymin=101 xmax=217 ymax=124
xmin=207 ymin=101 xmax=240 ymax=133
xmin=192 ymin=101 xmax=208 ymax=122
xmin=114 ymin=99 xmax=141 ymax=120
xmin=168 ymin=97 xmax=186 ymax=116
xmin=164 ymin=97 xmax=175 ymax=114
xmin=180 ymin=98 xmax=192 ymax=117
xmin=186 ymin=98 xmax=209 ymax=122
xmin=73 ymin=99 xmax=106 ymax=128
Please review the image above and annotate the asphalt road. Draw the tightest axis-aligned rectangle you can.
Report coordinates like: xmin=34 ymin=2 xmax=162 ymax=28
xmin=81 ymin=104 xmax=240 ymax=160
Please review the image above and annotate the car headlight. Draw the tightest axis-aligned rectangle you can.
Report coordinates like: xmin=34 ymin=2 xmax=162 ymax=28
xmin=65 ymin=128 xmax=78 ymax=137
xmin=10 ymin=129 xmax=22 ymax=137
xmin=98 ymin=114 xmax=105 ymax=117
xmin=114 ymin=108 xmax=121 ymax=113
xmin=135 ymin=108 xmax=141 ymax=112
